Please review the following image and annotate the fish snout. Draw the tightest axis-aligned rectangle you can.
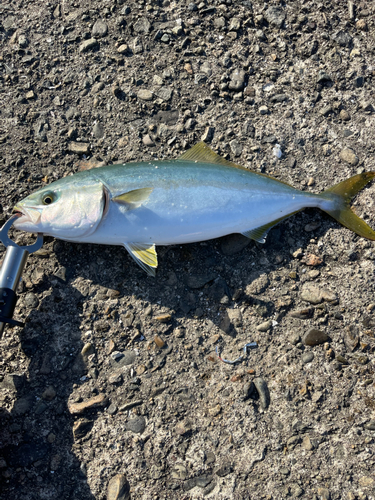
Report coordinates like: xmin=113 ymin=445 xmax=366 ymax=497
xmin=12 ymin=205 xmax=41 ymax=226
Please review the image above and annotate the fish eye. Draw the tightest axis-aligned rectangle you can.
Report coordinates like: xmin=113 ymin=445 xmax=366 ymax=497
xmin=42 ymin=192 xmax=55 ymax=205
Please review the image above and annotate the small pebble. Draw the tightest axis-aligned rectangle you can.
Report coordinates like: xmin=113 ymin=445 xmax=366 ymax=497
xmin=290 ymin=484 xmax=303 ymax=497
xmin=257 ymin=320 xmax=272 ymax=332
xmin=307 ymin=270 xmax=320 ymax=279
xmin=230 ymin=139 xmax=242 ymax=157
xmin=317 ymin=487 xmax=331 ymax=500
xmin=302 ymin=352 xmax=314 ymax=364
xmin=73 ymin=419 xmax=93 ymax=440
xmin=108 ymin=370 xmax=123 ymax=384
xmin=92 ymin=123 xmax=104 ymax=139
xmin=153 ymin=75 xmax=163 ymax=85
xmin=301 ymin=284 xmax=337 ymax=304
xmin=175 ymin=420 xmax=192 ymax=435
xmin=107 ymin=474 xmax=131 ymax=500
xmin=41 ymin=386 xmax=56 ymax=401
xmin=339 ymin=147 xmax=359 ymax=166
xmin=358 ymin=476 xmax=374 ymax=488
xmin=364 ymin=420 xmax=375 ymax=431
xmin=302 ymin=435 xmax=313 ymax=451
xmin=136 ymin=365 xmax=146 ymax=375
xmin=79 ymin=38 xmax=98 ymax=53
xmin=184 ymin=62 xmax=193 ymax=74
xmin=117 ymin=44 xmax=129 ymax=54
xmin=228 ymin=69 xmax=246 ymax=91
xmin=336 ymin=354 xmax=349 ymax=364
xmin=292 ymin=248 xmax=303 ymax=258
xmin=320 ymin=105 xmax=333 ymax=116
xmin=289 ymin=309 xmax=313 ymax=320
xmin=265 ymin=6 xmax=285 ymax=28
xmin=171 ymin=464 xmax=188 ymax=480
xmin=339 ymin=109 xmax=350 ymax=121
xmin=111 ymin=351 xmax=123 ymax=360
xmin=243 ymin=381 xmax=255 ymax=399
xmin=253 ymin=377 xmax=270 ymax=409
xmin=288 ymin=332 xmax=301 ymax=345
xmin=154 ymin=335 xmax=165 ymax=348
xmin=303 ymin=329 xmax=329 ymax=346
xmin=201 ymin=126 xmax=214 ymax=143
xmin=208 ymin=404 xmax=221 ymax=417
xmin=18 ymin=34 xmax=29 ymax=47
xmin=126 ymin=416 xmax=146 ymax=434
xmin=92 ymin=82 xmax=105 ymax=93
xmin=24 ymin=292 xmax=39 ymax=309
xmin=91 ymin=20 xmax=108 ymax=38
xmin=303 ymin=254 xmax=322 ymax=266
xmin=137 ymin=89 xmax=153 ymax=101
xmin=142 ymin=134 xmax=154 ymax=146
xmin=155 ymin=87 xmax=173 ymax=102
xmin=154 ymin=313 xmax=171 ymax=323
xmin=361 ymin=101 xmax=373 ymax=112
xmin=68 ymin=394 xmax=107 ymax=415
xmin=68 ymin=142 xmax=90 ymax=154
xmin=356 ymin=19 xmax=367 ymax=31
xmin=230 ymin=373 xmax=243 ymax=382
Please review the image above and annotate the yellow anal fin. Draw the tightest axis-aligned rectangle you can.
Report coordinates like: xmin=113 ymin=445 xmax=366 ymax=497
xmin=242 ymin=211 xmax=301 ymax=243
xmin=321 ymin=172 xmax=375 ymax=240
xmin=242 ymin=226 xmax=269 ymax=244
xmin=123 ymin=242 xmax=158 ymax=276
xmin=113 ymin=187 xmax=153 ymax=209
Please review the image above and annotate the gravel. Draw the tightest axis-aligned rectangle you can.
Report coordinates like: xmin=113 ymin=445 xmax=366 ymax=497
xmin=1 ymin=1 xmax=375 ymax=499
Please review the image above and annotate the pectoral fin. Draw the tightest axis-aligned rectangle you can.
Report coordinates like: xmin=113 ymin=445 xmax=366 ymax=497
xmin=242 ymin=211 xmax=301 ymax=243
xmin=113 ymin=187 xmax=153 ymax=209
xmin=123 ymin=242 xmax=158 ymax=276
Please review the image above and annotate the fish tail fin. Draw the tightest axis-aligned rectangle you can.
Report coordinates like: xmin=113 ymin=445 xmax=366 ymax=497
xmin=320 ymin=172 xmax=375 ymax=240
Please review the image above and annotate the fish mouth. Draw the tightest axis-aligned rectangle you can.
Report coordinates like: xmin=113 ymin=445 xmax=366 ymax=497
xmin=13 ymin=205 xmax=41 ymax=226
xmin=13 ymin=206 xmax=24 ymax=217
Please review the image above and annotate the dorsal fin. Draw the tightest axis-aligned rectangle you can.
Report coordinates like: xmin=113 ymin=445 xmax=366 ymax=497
xmin=177 ymin=143 xmax=294 ymax=186
xmin=178 ymin=142 xmax=243 ymax=169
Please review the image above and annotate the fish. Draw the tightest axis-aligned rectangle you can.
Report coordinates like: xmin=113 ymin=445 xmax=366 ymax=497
xmin=13 ymin=142 xmax=375 ymax=276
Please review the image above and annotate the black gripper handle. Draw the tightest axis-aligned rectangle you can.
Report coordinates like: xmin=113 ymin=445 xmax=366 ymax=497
xmin=0 ymin=288 xmax=24 ymax=327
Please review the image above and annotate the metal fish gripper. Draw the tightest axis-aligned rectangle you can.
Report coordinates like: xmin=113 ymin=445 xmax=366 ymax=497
xmin=0 ymin=215 xmax=43 ymax=337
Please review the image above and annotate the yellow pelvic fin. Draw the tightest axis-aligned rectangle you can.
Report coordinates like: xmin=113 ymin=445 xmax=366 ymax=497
xmin=123 ymin=242 xmax=158 ymax=276
xmin=113 ymin=187 xmax=153 ymax=209
xmin=321 ymin=172 xmax=375 ymax=240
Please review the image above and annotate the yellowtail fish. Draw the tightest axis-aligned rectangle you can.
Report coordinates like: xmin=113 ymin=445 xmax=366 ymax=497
xmin=13 ymin=142 xmax=375 ymax=275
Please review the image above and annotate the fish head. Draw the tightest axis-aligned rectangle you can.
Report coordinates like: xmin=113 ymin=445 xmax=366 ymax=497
xmin=13 ymin=175 xmax=106 ymax=239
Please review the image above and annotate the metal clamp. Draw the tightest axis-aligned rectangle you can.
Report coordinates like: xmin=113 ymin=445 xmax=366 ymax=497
xmin=0 ymin=215 xmax=43 ymax=337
